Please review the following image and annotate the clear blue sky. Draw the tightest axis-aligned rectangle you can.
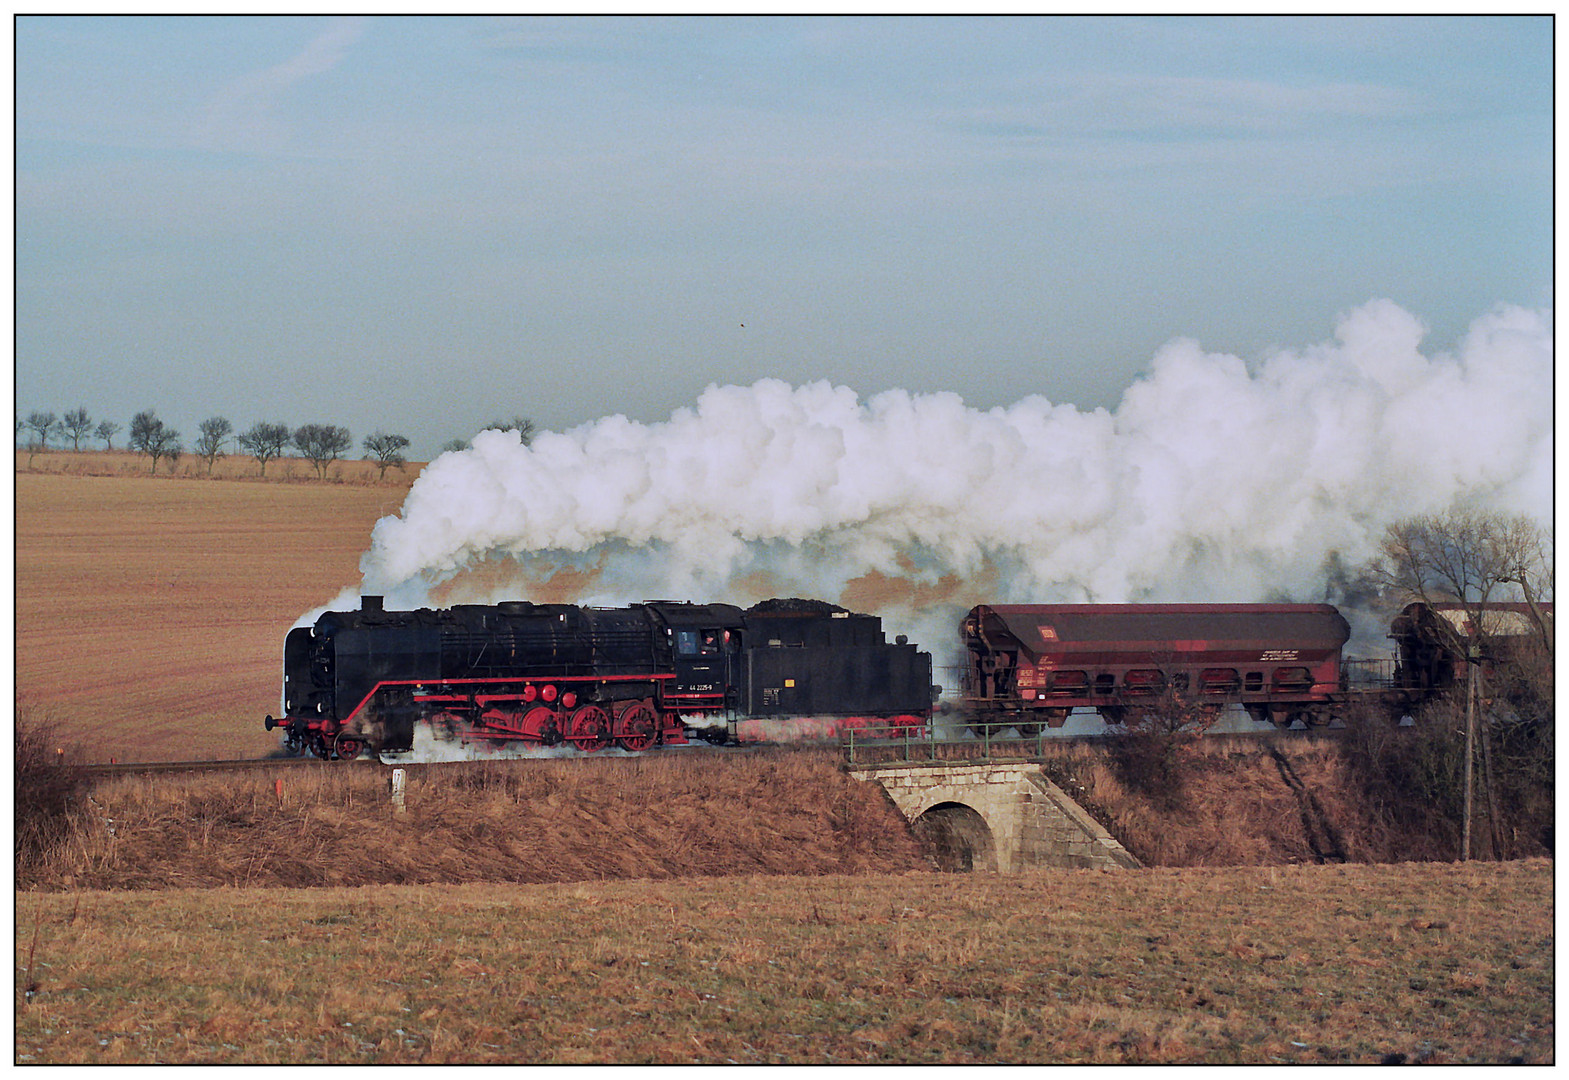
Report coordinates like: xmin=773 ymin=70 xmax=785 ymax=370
xmin=15 ymin=15 xmax=1553 ymax=461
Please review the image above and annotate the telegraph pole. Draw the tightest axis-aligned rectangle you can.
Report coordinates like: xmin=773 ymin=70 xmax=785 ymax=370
xmin=1461 ymin=641 xmax=1478 ymax=862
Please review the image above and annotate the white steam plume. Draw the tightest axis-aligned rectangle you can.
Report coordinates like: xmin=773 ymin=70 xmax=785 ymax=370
xmin=355 ymin=300 xmax=1552 ymax=659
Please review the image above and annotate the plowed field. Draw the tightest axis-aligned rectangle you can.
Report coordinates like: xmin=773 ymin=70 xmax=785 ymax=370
xmin=15 ymin=467 xmax=415 ymax=761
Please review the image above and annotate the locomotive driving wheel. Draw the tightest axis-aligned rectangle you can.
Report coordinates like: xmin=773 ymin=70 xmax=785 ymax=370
xmin=566 ymin=704 xmax=612 ymax=752
xmin=613 ymin=700 xmax=659 ymax=752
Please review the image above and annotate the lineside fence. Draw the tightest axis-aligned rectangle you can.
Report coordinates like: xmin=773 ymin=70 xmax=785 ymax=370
xmin=841 ymin=719 xmax=1079 ymax=767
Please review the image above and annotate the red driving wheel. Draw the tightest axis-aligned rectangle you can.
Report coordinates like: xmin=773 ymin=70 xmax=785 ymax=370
xmin=566 ymin=704 xmax=611 ymax=752
xmin=614 ymin=700 xmax=659 ymax=752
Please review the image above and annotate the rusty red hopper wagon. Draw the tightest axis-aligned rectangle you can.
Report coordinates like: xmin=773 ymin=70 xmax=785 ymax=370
xmin=960 ymin=603 xmax=1351 ymax=731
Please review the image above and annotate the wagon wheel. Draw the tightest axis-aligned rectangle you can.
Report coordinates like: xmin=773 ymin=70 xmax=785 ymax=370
xmin=1015 ymin=722 xmax=1042 ymax=737
xmin=334 ymin=734 xmax=365 ymax=761
xmin=614 ymin=701 xmax=659 ymax=752
xmin=1244 ymin=704 xmax=1273 ymax=727
xmin=566 ymin=704 xmax=611 ymax=752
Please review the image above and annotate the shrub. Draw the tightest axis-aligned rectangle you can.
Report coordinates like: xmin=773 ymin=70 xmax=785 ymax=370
xmin=15 ymin=708 xmax=93 ymax=864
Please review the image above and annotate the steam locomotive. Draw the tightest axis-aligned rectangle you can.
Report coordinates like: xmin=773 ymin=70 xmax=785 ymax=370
xmin=959 ymin=601 xmax=1552 ymax=732
xmin=265 ymin=596 xmax=934 ymax=759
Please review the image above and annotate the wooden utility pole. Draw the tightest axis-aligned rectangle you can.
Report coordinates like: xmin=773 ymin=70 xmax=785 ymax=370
xmin=1461 ymin=642 xmax=1477 ymax=862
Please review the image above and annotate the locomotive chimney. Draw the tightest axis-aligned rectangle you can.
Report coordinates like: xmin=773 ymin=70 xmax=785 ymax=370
xmin=362 ymin=595 xmax=384 ymax=613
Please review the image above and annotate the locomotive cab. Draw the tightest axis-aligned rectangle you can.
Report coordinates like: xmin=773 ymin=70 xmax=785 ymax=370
xmin=647 ymin=603 xmax=747 ymax=715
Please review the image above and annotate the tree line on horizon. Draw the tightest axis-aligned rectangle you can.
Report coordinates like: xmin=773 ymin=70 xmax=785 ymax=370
xmin=17 ymin=407 xmax=537 ymax=480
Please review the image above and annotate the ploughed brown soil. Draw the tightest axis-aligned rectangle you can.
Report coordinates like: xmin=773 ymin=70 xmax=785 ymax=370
xmin=16 ymin=460 xmax=417 ymax=761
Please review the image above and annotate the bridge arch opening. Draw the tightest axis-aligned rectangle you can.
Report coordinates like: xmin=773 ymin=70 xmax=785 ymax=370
xmin=911 ymin=801 xmax=997 ymax=873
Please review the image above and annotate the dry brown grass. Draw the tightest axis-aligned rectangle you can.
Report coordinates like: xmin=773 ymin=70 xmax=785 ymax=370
xmin=1035 ymin=735 xmax=1509 ymax=867
xmin=12 ymin=859 xmax=1553 ymax=1064
xmin=17 ymin=748 xmax=926 ymax=891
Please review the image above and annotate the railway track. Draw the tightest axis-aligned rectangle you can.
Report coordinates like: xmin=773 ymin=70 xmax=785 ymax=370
xmin=79 ymin=755 xmax=391 ymax=778
xmin=77 ymin=724 xmax=1351 ymax=778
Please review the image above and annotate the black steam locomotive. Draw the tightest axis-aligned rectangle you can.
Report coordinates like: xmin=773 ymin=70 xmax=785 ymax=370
xmin=265 ymin=596 xmax=934 ymax=759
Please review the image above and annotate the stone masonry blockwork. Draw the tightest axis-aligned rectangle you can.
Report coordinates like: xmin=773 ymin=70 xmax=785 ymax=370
xmin=849 ymin=761 xmax=1141 ymax=872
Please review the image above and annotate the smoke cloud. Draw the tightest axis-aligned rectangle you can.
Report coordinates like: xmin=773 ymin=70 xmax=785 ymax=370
xmin=355 ymin=300 xmax=1551 ymax=661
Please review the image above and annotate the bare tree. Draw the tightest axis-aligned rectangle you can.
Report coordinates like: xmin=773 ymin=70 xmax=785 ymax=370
xmin=94 ymin=419 xmax=121 ymax=451
xmin=446 ymin=416 xmax=538 ymax=453
xmin=1378 ymin=507 xmax=1553 ymax=655
xmin=237 ymin=421 xmax=291 ymax=477
xmin=61 ymin=407 xmax=93 ymax=451
xmin=22 ymin=411 xmax=63 ymax=467
xmin=195 ymin=416 xmax=233 ymax=476
xmin=482 ymin=416 xmax=537 ymax=445
xmin=362 ymin=431 xmax=411 ymax=480
xmin=293 ymin=423 xmax=353 ymax=479
xmin=127 ymin=410 xmax=183 ymax=475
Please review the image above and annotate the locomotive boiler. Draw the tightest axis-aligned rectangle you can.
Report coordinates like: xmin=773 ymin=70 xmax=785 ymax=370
xmin=265 ymin=596 xmax=934 ymax=759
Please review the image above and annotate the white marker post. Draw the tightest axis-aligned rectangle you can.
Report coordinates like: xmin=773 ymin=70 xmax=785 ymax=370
xmin=391 ymin=768 xmax=407 ymax=815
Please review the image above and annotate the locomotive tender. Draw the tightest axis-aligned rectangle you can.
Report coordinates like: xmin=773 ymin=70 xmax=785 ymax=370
xmin=265 ymin=596 xmax=934 ymax=759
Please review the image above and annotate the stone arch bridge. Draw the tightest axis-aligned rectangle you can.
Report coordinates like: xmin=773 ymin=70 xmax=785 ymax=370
xmin=849 ymin=760 xmax=1141 ymax=873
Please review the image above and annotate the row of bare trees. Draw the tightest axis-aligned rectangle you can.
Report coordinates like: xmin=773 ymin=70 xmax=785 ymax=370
xmin=18 ymin=407 xmax=415 ymax=480
xmin=19 ymin=408 xmax=119 ymax=464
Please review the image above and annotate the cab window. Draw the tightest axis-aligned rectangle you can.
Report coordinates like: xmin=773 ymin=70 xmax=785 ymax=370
xmin=676 ymin=629 xmax=722 ymax=657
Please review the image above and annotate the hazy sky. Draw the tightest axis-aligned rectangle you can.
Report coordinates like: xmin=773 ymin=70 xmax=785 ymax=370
xmin=15 ymin=15 xmax=1553 ymax=461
